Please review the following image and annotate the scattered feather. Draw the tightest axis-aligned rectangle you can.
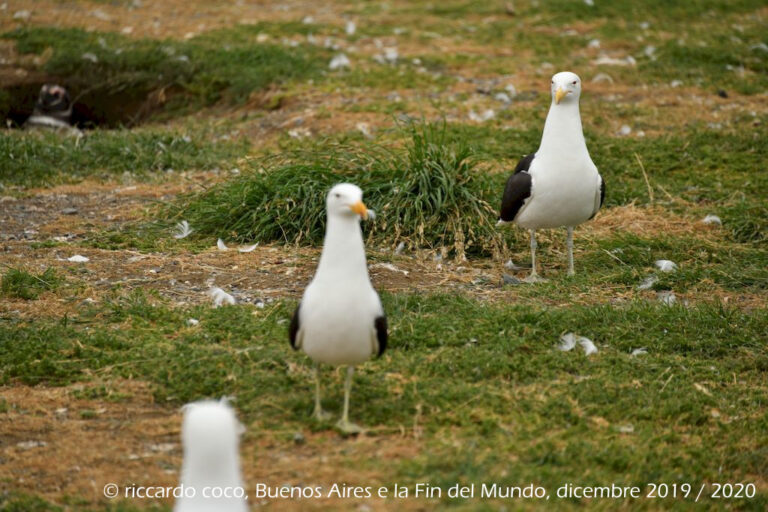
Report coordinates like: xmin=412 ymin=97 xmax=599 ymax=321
xmin=587 ymin=38 xmax=601 ymax=49
xmin=559 ymin=333 xmax=598 ymax=355
xmin=367 ymin=209 xmax=376 ymax=220
xmin=593 ymin=54 xmax=636 ymax=66
xmin=469 ymin=109 xmax=495 ymax=122
xmin=217 ymin=239 xmax=229 ymax=251
xmin=288 ymin=127 xmax=311 ymax=139
xmin=657 ymin=291 xmax=677 ymax=306
xmin=579 ymin=337 xmax=598 ymax=356
xmin=370 ymin=262 xmax=409 ymax=276
xmin=494 ymin=92 xmax=511 ymax=103
xmin=702 ymin=214 xmax=722 ymax=225
xmin=384 ymin=47 xmax=398 ymax=63
xmin=81 ymin=52 xmax=99 ymax=63
xmin=637 ymin=275 xmax=658 ymax=290
xmin=502 ymin=274 xmax=522 ymax=285
xmin=238 ymin=243 xmax=259 ymax=253
xmin=186 ymin=318 xmax=200 ymax=326
xmin=617 ymin=424 xmax=634 ymax=434
xmin=208 ymin=287 xmax=236 ymax=307
xmin=173 ymin=220 xmax=193 ymax=239
xmin=591 ymin=72 xmax=614 ymax=83
xmin=558 ymin=333 xmax=578 ymax=352
xmin=355 ymin=122 xmax=373 ymax=138
xmin=394 ymin=242 xmax=406 ymax=255
xmin=345 ymin=20 xmax=356 ymax=36
xmin=619 ymin=124 xmax=632 ymax=136
xmin=504 ymin=259 xmax=527 ymax=271
xmin=654 ymin=260 xmax=678 ymax=272
xmin=630 ymin=347 xmax=648 ymax=357
xmin=329 ymin=53 xmax=351 ymax=70
xmin=670 ymin=79 xmax=683 ymax=87
xmin=67 ymin=255 xmax=89 ymax=263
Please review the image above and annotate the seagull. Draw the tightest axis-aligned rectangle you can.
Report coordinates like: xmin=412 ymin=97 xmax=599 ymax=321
xmin=174 ymin=399 xmax=247 ymax=512
xmin=289 ymin=183 xmax=387 ymax=434
xmin=498 ymin=71 xmax=604 ymax=282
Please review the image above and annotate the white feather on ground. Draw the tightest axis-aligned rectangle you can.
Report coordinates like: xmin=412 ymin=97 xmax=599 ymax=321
xmin=208 ymin=287 xmax=236 ymax=307
xmin=654 ymin=260 xmax=678 ymax=272
xmin=559 ymin=333 xmax=598 ymax=355
xmin=186 ymin=318 xmax=200 ymax=326
xmin=238 ymin=243 xmax=259 ymax=253
xmin=637 ymin=275 xmax=658 ymax=290
xmin=702 ymin=214 xmax=722 ymax=225
xmin=579 ymin=337 xmax=598 ymax=355
xmin=174 ymin=399 xmax=247 ymax=512
xmin=469 ymin=109 xmax=495 ymax=122
xmin=173 ymin=220 xmax=193 ymax=239
xmin=329 ymin=53 xmax=351 ymax=70
xmin=67 ymin=255 xmax=89 ymax=262
xmin=217 ymin=239 xmax=229 ymax=251
xmin=370 ymin=262 xmax=409 ymax=276
xmin=558 ymin=333 xmax=578 ymax=351
xmin=631 ymin=347 xmax=647 ymax=357
xmin=657 ymin=291 xmax=677 ymax=306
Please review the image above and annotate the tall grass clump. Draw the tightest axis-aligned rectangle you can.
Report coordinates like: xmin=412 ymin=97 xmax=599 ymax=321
xmin=174 ymin=122 xmax=505 ymax=259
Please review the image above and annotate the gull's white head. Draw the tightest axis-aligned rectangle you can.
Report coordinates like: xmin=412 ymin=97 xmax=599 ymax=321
xmin=550 ymin=71 xmax=582 ymax=105
xmin=327 ymin=183 xmax=369 ymax=220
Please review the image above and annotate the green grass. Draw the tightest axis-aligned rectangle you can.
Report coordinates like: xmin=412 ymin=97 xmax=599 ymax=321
xmin=172 ymin=122 xmax=505 ymax=259
xmin=0 ymin=128 xmax=249 ymax=187
xmin=1 ymin=290 xmax=766 ymax=508
xmin=1 ymin=267 xmax=61 ymax=300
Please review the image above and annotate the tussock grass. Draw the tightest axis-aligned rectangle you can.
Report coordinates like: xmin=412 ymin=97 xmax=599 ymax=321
xmin=176 ymin=122 xmax=505 ymax=259
xmin=1 ymin=267 xmax=60 ymax=300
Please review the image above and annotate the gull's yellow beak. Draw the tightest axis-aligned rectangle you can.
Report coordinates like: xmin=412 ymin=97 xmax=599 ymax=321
xmin=555 ymin=87 xmax=568 ymax=104
xmin=349 ymin=200 xmax=368 ymax=220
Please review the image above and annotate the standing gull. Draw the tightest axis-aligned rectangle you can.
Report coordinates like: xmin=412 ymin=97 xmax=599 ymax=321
xmin=498 ymin=71 xmax=604 ymax=282
xmin=289 ymin=183 xmax=387 ymax=434
xmin=174 ymin=399 xmax=247 ymax=512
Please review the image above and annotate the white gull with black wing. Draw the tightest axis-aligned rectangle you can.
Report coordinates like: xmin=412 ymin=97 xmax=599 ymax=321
xmin=499 ymin=71 xmax=604 ymax=281
xmin=289 ymin=183 xmax=387 ymax=434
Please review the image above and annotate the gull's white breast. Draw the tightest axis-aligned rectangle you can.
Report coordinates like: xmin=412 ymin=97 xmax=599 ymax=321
xmin=299 ymin=279 xmax=380 ymax=366
xmin=515 ymin=154 xmax=600 ymax=229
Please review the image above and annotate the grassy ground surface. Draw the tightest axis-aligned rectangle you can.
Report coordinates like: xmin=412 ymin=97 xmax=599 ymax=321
xmin=1 ymin=0 xmax=766 ymax=510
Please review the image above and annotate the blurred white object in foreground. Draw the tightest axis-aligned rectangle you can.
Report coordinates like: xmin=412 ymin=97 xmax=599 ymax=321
xmin=175 ymin=399 xmax=248 ymax=512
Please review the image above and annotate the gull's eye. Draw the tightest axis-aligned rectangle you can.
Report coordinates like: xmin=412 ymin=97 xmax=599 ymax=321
xmin=572 ymin=80 xmax=578 ymax=85
xmin=334 ymin=193 xmax=341 ymax=198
